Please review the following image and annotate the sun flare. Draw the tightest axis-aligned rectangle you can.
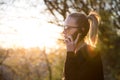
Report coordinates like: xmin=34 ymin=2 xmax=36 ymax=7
xmin=0 ymin=18 xmax=63 ymax=49
xmin=0 ymin=3 xmax=63 ymax=49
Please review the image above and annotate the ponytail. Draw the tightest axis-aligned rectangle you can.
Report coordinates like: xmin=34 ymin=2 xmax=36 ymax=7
xmin=87 ymin=11 xmax=100 ymax=47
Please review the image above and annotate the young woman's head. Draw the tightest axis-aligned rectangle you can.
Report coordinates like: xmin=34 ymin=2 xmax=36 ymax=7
xmin=63 ymin=11 xmax=100 ymax=47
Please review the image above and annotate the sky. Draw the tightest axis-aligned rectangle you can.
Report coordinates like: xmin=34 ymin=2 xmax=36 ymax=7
xmin=0 ymin=0 xmax=63 ymax=49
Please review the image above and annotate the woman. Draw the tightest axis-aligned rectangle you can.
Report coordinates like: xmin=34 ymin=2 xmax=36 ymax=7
xmin=62 ymin=11 xmax=104 ymax=80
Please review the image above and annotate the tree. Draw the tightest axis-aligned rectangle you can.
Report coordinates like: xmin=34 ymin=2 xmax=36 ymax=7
xmin=44 ymin=0 xmax=120 ymax=80
xmin=43 ymin=0 xmax=119 ymax=29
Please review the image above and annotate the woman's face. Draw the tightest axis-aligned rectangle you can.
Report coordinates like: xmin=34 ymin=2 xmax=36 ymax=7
xmin=63 ymin=16 xmax=80 ymax=41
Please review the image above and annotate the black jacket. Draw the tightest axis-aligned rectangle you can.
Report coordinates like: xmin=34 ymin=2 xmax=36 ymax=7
xmin=64 ymin=44 xmax=104 ymax=80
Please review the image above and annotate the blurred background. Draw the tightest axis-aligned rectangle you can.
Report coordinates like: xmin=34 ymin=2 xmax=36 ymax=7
xmin=0 ymin=0 xmax=120 ymax=80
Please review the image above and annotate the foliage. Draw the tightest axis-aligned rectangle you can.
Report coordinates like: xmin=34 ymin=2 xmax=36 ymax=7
xmin=0 ymin=47 xmax=66 ymax=80
xmin=0 ymin=48 xmax=48 ymax=80
xmin=0 ymin=0 xmax=119 ymax=80
xmin=43 ymin=0 xmax=120 ymax=80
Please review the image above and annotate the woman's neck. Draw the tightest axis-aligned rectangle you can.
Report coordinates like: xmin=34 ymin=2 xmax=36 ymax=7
xmin=75 ymin=40 xmax=86 ymax=53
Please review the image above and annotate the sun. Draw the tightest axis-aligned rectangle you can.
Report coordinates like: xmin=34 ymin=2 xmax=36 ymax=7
xmin=17 ymin=21 xmax=63 ymax=49
xmin=0 ymin=5 xmax=63 ymax=49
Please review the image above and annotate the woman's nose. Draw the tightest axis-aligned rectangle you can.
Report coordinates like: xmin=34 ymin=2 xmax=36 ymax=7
xmin=62 ymin=29 xmax=65 ymax=34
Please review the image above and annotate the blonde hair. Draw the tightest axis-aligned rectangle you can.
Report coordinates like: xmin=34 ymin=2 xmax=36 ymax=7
xmin=68 ymin=11 xmax=100 ymax=47
xmin=86 ymin=11 xmax=100 ymax=47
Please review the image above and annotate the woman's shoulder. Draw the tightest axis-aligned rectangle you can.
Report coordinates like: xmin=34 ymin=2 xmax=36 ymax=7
xmin=81 ymin=43 xmax=99 ymax=58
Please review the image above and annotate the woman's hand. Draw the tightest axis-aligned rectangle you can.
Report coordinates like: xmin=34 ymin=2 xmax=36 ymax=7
xmin=65 ymin=33 xmax=80 ymax=52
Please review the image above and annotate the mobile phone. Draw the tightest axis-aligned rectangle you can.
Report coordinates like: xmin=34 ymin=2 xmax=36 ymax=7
xmin=71 ymin=31 xmax=79 ymax=41
xmin=72 ymin=30 xmax=84 ymax=41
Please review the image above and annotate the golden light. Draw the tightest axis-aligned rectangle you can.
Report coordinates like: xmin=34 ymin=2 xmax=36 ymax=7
xmin=0 ymin=3 xmax=63 ymax=49
xmin=0 ymin=19 xmax=63 ymax=49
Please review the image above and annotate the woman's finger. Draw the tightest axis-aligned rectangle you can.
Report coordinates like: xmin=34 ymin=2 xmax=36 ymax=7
xmin=64 ymin=38 xmax=70 ymax=44
xmin=75 ymin=33 xmax=81 ymax=44
xmin=67 ymin=35 xmax=73 ymax=42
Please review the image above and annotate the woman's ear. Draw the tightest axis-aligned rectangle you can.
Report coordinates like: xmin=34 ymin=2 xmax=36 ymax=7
xmin=81 ymin=27 xmax=85 ymax=32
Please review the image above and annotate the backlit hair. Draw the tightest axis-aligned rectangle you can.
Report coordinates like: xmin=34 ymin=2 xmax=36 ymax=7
xmin=68 ymin=11 xmax=100 ymax=47
xmin=87 ymin=11 xmax=100 ymax=47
